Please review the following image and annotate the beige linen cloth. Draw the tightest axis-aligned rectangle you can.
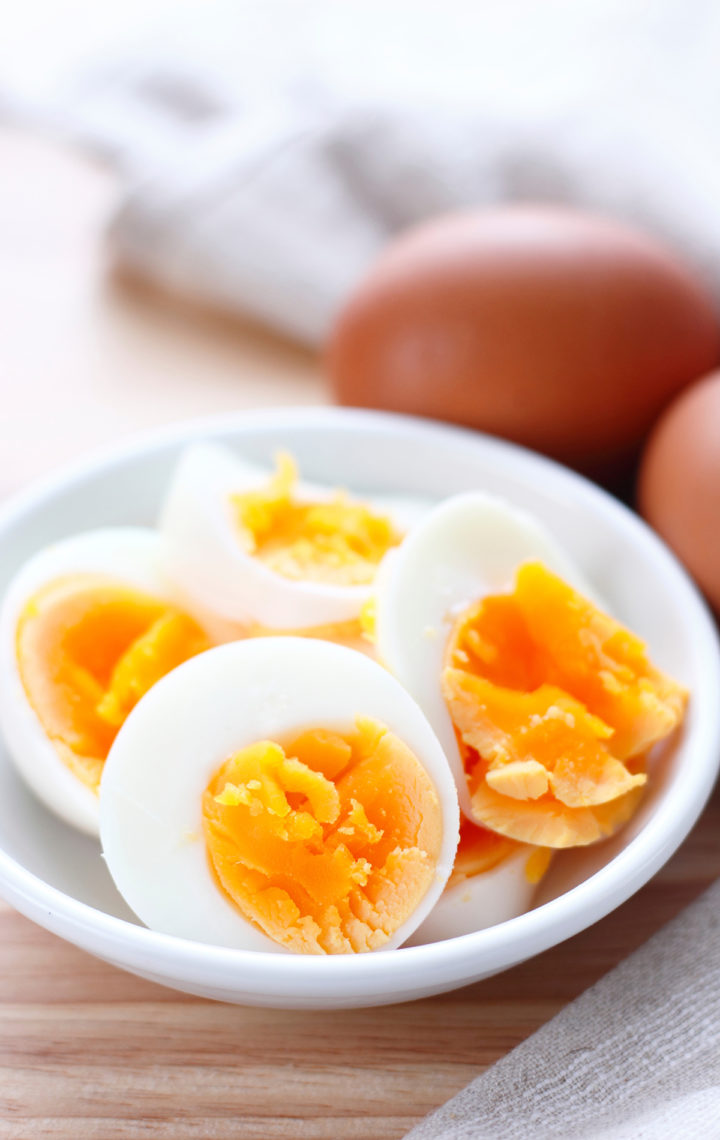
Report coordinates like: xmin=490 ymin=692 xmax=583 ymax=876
xmin=3 ymin=1 xmax=720 ymax=345
xmin=406 ymin=879 xmax=720 ymax=1139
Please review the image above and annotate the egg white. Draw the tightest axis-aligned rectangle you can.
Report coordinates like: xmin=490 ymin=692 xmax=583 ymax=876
xmin=100 ymin=636 xmax=460 ymax=954
xmin=405 ymin=849 xmax=536 ymax=946
xmin=158 ymin=441 xmax=431 ymax=630
xmin=0 ymin=528 xmax=177 ymax=837
xmin=374 ymin=491 xmax=592 ymax=819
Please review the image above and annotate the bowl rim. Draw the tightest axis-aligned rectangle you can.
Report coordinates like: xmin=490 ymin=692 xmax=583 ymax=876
xmin=1 ymin=406 xmax=718 ymax=998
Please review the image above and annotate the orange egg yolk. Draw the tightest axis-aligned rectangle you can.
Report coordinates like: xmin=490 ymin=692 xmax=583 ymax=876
xmin=202 ymin=717 xmax=443 ymax=954
xmin=16 ymin=575 xmax=211 ymax=791
xmin=230 ymin=453 xmax=401 ymax=585
xmin=443 ymin=561 xmax=687 ymax=847
xmin=449 ymin=820 xmax=552 ymax=888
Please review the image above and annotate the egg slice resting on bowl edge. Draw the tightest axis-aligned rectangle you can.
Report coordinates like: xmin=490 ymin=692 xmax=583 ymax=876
xmin=158 ymin=441 xmax=428 ymax=640
xmin=374 ymin=491 xmax=687 ymax=878
xmin=99 ymin=637 xmax=460 ymax=954
xmin=0 ymin=528 xmax=212 ymax=836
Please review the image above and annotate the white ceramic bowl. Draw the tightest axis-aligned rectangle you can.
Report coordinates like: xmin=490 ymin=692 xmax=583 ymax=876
xmin=0 ymin=408 xmax=718 ymax=1009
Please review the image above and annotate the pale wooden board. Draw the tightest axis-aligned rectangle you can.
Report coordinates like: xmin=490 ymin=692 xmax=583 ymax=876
xmin=0 ymin=126 xmax=717 ymax=1139
xmin=0 ymin=129 xmax=323 ymax=500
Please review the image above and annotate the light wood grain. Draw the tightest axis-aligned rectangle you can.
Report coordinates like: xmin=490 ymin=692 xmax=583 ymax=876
xmin=0 ymin=126 xmax=718 ymax=1140
xmin=0 ymin=128 xmax=323 ymax=500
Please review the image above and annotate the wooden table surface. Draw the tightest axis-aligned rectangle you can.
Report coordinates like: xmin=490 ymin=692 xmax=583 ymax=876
xmin=1 ymin=127 xmax=718 ymax=1140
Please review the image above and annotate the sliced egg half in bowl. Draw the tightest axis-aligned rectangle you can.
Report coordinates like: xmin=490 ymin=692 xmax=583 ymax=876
xmin=374 ymin=492 xmax=688 ymax=849
xmin=159 ymin=440 xmax=428 ymax=632
xmin=0 ymin=527 xmax=211 ymax=836
xmin=100 ymin=637 xmax=459 ymax=955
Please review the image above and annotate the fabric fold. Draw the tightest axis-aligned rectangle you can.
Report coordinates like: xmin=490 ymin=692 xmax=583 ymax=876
xmin=406 ymin=880 xmax=720 ymax=1139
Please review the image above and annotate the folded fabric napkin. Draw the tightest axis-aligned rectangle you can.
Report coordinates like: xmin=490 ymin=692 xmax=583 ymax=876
xmin=3 ymin=0 xmax=720 ymax=344
xmin=406 ymin=879 xmax=720 ymax=1139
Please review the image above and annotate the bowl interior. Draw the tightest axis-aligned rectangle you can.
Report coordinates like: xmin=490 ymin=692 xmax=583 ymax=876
xmin=0 ymin=410 xmax=716 ymax=1000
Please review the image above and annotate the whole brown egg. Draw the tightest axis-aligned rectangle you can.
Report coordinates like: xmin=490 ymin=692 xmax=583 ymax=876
xmin=327 ymin=207 xmax=720 ymax=475
xmin=638 ymin=370 xmax=720 ymax=612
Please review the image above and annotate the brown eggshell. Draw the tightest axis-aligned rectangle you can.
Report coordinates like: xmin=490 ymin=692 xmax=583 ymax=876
xmin=638 ymin=370 xmax=720 ymax=612
xmin=327 ymin=207 xmax=720 ymax=474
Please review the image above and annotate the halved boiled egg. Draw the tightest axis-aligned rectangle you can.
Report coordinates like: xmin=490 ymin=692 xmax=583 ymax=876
xmin=100 ymin=637 xmax=460 ymax=954
xmin=159 ymin=442 xmax=428 ymax=631
xmin=406 ymin=821 xmax=551 ymax=946
xmin=375 ymin=493 xmax=687 ymax=848
xmin=0 ymin=528 xmax=211 ymax=835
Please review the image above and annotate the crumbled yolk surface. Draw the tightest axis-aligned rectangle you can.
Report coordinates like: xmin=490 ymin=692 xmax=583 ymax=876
xmin=16 ymin=575 xmax=210 ymax=791
xmin=230 ymin=453 xmax=401 ymax=585
xmin=443 ymin=562 xmax=687 ymax=847
xmin=202 ymin=717 xmax=442 ymax=954
xmin=449 ymin=820 xmax=552 ymax=889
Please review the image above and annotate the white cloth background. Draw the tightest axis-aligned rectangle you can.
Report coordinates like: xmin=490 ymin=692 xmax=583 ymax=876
xmin=2 ymin=0 xmax=720 ymax=344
